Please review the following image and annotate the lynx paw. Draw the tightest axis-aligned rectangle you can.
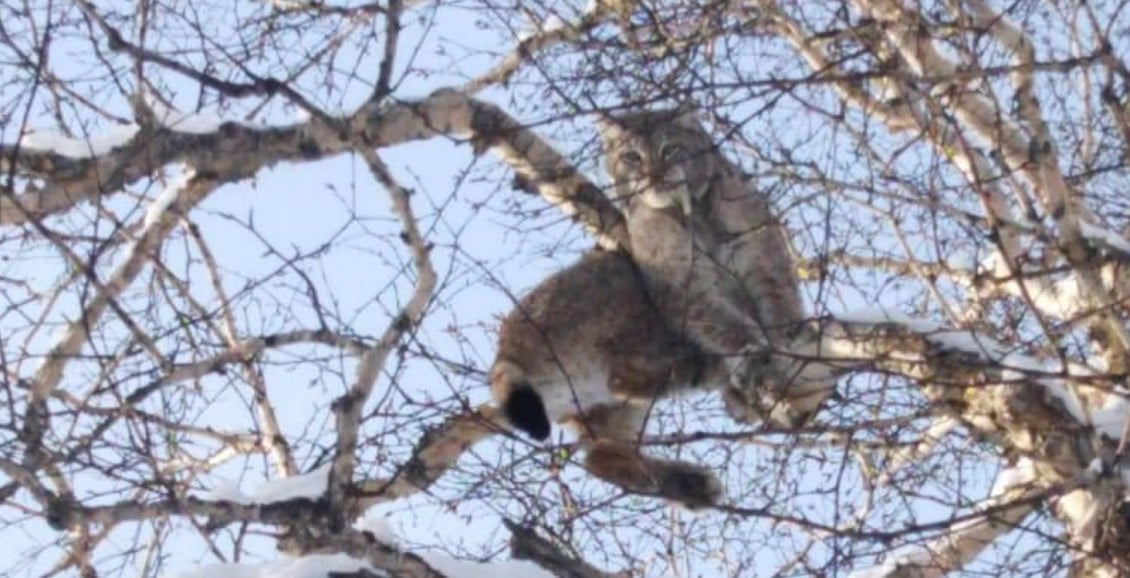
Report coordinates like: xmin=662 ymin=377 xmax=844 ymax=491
xmin=722 ymin=385 xmax=823 ymax=429
xmin=727 ymin=345 xmax=775 ymax=391
xmin=722 ymin=386 xmax=768 ymax=424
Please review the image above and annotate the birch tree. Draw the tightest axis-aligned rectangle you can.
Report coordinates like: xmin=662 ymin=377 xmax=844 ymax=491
xmin=1 ymin=1 xmax=1129 ymax=577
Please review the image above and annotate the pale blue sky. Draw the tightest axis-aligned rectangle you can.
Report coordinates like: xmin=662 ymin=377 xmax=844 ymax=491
xmin=0 ymin=2 xmax=1054 ymax=576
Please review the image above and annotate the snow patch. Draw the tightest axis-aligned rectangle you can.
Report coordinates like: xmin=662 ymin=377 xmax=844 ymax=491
xmin=1079 ymin=221 xmax=1130 ymax=255
xmin=1091 ymin=394 xmax=1130 ymax=442
xmin=944 ymin=252 xmax=976 ymax=272
xmin=354 ymin=511 xmax=398 ymax=545
xmin=19 ymin=124 xmax=140 ymax=159
xmin=422 ymin=552 xmax=555 ymax=578
xmin=159 ymin=109 xmax=224 ymax=134
xmin=170 ymin=550 xmax=554 ymax=578
xmin=838 ymin=306 xmax=939 ymax=333
xmin=146 ymin=96 xmax=224 ymax=134
xmin=839 ymin=307 xmax=1013 ymax=360
xmin=1057 ymin=488 xmax=1102 ymax=537
xmin=991 ymin=458 xmax=1036 ymax=495
xmin=542 ymin=15 xmax=566 ymax=33
xmin=837 ymin=308 xmax=1130 ymax=440
xmin=518 ymin=14 xmax=568 ymax=41
xmin=169 ymin=553 xmax=380 ymax=578
xmin=199 ymin=479 xmax=253 ymax=504
xmin=356 ymin=511 xmax=552 ymax=578
xmin=199 ymin=464 xmax=331 ymax=505
xmin=849 ymin=545 xmax=933 ymax=578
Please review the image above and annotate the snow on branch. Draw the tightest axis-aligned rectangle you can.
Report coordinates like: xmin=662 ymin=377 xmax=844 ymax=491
xmin=352 ymin=89 xmax=627 ymax=250
xmin=170 ymin=517 xmax=589 ymax=578
xmin=200 ymin=465 xmax=332 ymax=505
xmin=170 ymin=553 xmax=382 ymax=578
xmin=809 ymin=309 xmax=1130 ymax=573
xmin=2 ymin=90 xmax=627 ymax=251
xmin=813 ymin=309 xmax=1124 ymax=446
xmin=854 ymin=0 xmax=1130 ymax=368
xmin=1078 ymin=221 xmax=1130 ymax=257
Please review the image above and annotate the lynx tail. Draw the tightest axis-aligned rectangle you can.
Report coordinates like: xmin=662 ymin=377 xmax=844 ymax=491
xmin=503 ymin=384 xmax=551 ymax=441
xmin=491 ymin=359 xmax=551 ymax=440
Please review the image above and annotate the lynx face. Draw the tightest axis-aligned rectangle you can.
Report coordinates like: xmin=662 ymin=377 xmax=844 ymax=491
xmin=599 ymin=107 xmax=835 ymax=428
xmin=599 ymin=108 xmax=720 ymax=216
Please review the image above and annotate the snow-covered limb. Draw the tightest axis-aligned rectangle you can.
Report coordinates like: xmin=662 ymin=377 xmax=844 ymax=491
xmin=200 ymin=465 xmax=332 ymax=505
xmin=1078 ymin=221 xmax=1130 ymax=257
xmin=169 ymin=553 xmax=381 ymax=578
xmin=18 ymin=125 xmax=141 ymax=159
xmin=186 ymin=486 xmax=596 ymax=578
xmin=850 ymin=459 xmax=1041 ymax=578
xmin=517 ymin=15 xmax=567 ymax=43
xmin=170 ymin=520 xmax=584 ymax=578
xmin=854 ymin=0 xmax=1130 ymax=372
xmin=805 ymin=312 xmax=1130 ymax=575
xmin=353 ymin=89 xmax=628 ymax=250
xmin=2 ymin=89 xmax=627 ymax=250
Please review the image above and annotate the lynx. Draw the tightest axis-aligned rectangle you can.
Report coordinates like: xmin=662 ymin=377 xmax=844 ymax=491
xmin=490 ymin=249 xmax=725 ymax=508
xmin=600 ymin=106 xmax=835 ymax=426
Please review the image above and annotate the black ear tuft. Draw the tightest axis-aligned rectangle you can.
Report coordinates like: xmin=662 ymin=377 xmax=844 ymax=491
xmin=503 ymin=385 xmax=551 ymax=441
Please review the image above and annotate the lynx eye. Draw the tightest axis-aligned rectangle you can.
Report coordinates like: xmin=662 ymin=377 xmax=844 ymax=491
xmin=660 ymin=143 xmax=685 ymax=161
xmin=619 ymin=150 xmax=643 ymax=166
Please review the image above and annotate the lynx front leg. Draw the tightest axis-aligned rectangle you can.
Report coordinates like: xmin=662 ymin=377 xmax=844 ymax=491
xmin=722 ymin=354 xmax=838 ymax=428
xmin=673 ymin=299 xmax=790 ymax=402
xmin=570 ymin=404 xmax=722 ymax=509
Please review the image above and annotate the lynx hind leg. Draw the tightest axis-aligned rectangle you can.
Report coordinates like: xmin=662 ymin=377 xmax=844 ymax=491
xmin=574 ymin=404 xmax=722 ymax=509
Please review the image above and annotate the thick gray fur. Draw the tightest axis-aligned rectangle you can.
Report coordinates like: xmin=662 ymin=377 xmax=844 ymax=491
xmin=600 ymin=107 xmax=834 ymax=426
xmin=490 ymin=249 xmax=725 ymax=508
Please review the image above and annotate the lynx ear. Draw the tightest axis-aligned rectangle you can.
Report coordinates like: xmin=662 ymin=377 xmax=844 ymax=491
xmin=595 ymin=114 xmax=624 ymax=145
xmin=671 ymin=102 xmax=702 ymax=129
